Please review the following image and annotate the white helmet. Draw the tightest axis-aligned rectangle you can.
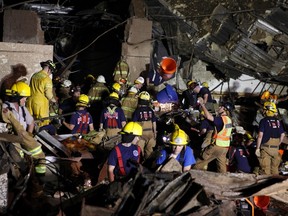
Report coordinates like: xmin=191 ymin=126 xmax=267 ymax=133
xmin=61 ymin=79 xmax=72 ymax=88
xmin=97 ymin=75 xmax=106 ymax=83
xmin=134 ymin=76 xmax=145 ymax=84
xmin=128 ymin=86 xmax=138 ymax=94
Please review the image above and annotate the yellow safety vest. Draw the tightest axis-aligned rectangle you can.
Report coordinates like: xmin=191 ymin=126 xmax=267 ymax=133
xmin=215 ymin=116 xmax=232 ymax=147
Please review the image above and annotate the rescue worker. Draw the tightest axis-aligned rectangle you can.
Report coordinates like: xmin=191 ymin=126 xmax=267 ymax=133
xmin=132 ymin=91 xmax=157 ymax=159
xmin=181 ymin=80 xmax=198 ymax=109
xmin=62 ymin=94 xmax=94 ymax=134
xmin=87 ymin=75 xmax=110 ymax=130
xmin=133 ymin=76 xmax=145 ymax=94
xmin=198 ymin=110 xmax=214 ymax=149
xmin=0 ymin=63 xmax=28 ymax=101
xmin=56 ymin=79 xmax=72 ymax=103
xmin=156 ymin=126 xmax=196 ymax=172
xmin=26 ymin=60 xmax=57 ymax=128
xmin=191 ymin=81 xmax=215 ymax=112
xmin=57 ymin=85 xmax=81 ymax=134
xmin=113 ymin=59 xmax=129 ymax=84
xmin=111 ymin=82 xmax=122 ymax=98
xmin=255 ymin=101 xmax=285 ymax=175
xmin=1 ymin=83 xmax=46 ymax=197
xmin=121 ymin=86 xmax=138 ymax=121
xmin=4 ymin=82 xmax=35 ymax=134
xmin=82 ymin=74 xmax=95 ymax=94
xmin=201 ymin=81 xmax=209 ymax=89
xmin=194 ymin=98 xmax=233 ymax=173
xmin=107 ymin=122 xmax=142 ymax=182
xmin=99 ymin=92 xmax=126 ymax=138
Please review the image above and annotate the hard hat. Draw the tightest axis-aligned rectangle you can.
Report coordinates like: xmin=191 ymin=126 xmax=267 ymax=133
xmin=86 ymin=74 xmax=95 ymax=81
xmin=128 ymin=86 xmax=138 ymax=94
xmin=7 ymin=81 xmax=31 ymax=97
xmin=263 ymin=101 xmax=277 ymax=116
xmin=139 ymin=91 xmax=150 ymax=101
xmin=40 ymin=60 xmax=56 ymax=72
xmin=112 ymin=82 xmax=121 ymax=92
xmin=76 ymin=94 xmax=89 ymax=106
xmin=134 ymin=76 xmax=145 ymax=84
xmin=109 ymin=92 xmax=119 ymax=100
xmin=186 ymin=80 xmax=195 ymax=87
xmin=120 ymin=122 xmax=143 ymax=136
xmin=261 ymin=90 xmax=271 ymax=100
xmin=61 ymin=79 xmax=72 ymax=88
xmin=202 ymin=82 xmax=209 ymax=88
xmin=222 ymin=102 xmax=234 ymax=114
xmin=96 ymin=75 xmax=106 ymax=83
xmin=170 ymin=129 xmax=189 ymax=145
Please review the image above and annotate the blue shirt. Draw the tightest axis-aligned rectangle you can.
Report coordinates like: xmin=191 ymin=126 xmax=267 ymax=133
xmin=258 ymin=116 xmax=285 ymax=144
xmin=108 ymin=143 xmax=141 ymax=177
xmin=132 ymin=106 xmax=157 ymax=122
xmin=70 ymin=109 xmax=93 ymax=134
xmin=200 ymin=119 xmax=214 ymax=131
xmin=156 ymin=146 xmax=196 ymax=168
xmin=230 ymin=146 xmax=251 ymax=173
xmin=100 ymin=105 xmax=126 ymax=129
xmin=198 ymin=87 xmax=213 ymax=103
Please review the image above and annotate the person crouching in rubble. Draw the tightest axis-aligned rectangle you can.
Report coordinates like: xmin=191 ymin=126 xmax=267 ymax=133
xmin=194 ymin=98 xmax=233 ymax=173
xmin=256 ymin=101 xmax=285 ymax=175
xmin=62 ymin=94 xmax=94 ymax=134
xmin=107 ymin=122 xmax=142 ymax=182
xmin=156 ymin=126 xmax=196 ymax=172
xmin=1 ymin=82 xmax=46 ymax=198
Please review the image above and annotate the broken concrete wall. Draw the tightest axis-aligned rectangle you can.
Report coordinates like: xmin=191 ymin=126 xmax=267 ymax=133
xmin=0 ymin=42 xmax=53 ymax=84
xmin=122 ymin=17 xmax=153 ymax=83
xmin=3 ymin=9 xmax=45 ymax=44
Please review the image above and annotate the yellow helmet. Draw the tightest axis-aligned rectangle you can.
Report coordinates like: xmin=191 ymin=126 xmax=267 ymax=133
xmin=263 ymin=101 xmax=277 ymax=116
xmin=109 ymin=92 xmax=119 ymax=100
xmin=261 ymin=90 xmax=271 ymax=100
xmin=112 ymin=82 xmax=121 ymax=92
xmin=170 ymin=129 xmax=189 ymax=145
xmin=139 ymin=91 xmax=150 ymax=101
xmin=202 ymin=82 xmax=209 ymax=88
xmin=76 ymin=94 xmax=89 ymax=106
xmin=6 ymin=81 xmax=31 ymax=97
xmin=186 ymin=80 xmax=195 ymax=87
xmin=120 ymin=122 xmax=143 ymax=136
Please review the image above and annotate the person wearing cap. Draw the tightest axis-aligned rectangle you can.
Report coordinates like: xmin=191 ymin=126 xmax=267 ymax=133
xmin=194 ymin=98 xmax=233 ymax=173
xmin=58 ymin=85 xmax=81 ymax=134
xmin=121 ymin=86 xmax=139 ymax=121
xmin=256 ymin=101 xmax=285 ymax=175
xmin=132 ymin=91 xmax=157 ymax=159
xmin=62 ymin=94 xmax=94 ymax=134
xmin=99 ymin=92 xmax=126 ymax=138
xmin=181 ymin=80 xmax=198 ymax=109
xmin=191 ymin=81 xmax=215 ymax=112
xmin=133 ymin=76 xmax=145 ymax=93
xmin=87 ymin=75 xmax=110 ymax=129
xmin=107 ymin=122 xmax=142 ymax=182
xmin=156 ymin=126 xmax=196 ymax=172
xmin=26 ymin=60 xmax=57 ymax=127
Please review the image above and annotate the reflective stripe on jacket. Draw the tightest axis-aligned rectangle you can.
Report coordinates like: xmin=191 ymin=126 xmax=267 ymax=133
xmin=215 ymin=116 xmax=232 ymax=147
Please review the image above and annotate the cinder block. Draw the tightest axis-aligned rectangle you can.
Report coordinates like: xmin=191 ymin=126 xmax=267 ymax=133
xmin=3 ymin=10 xmax=44 ymax=44
xmin=0 ymin=42 xmax=53 ymax=84
xmin=125 ymin=18 xmax=152 ymax=44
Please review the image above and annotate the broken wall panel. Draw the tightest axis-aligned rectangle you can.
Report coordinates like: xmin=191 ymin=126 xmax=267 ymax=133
xmin=3 ymin=9 xmax=45 ymax=44
xmin=124 ymin=56 xmax=150 ymax=83
xmin=0 ymin=42 xmax=53 ymax=84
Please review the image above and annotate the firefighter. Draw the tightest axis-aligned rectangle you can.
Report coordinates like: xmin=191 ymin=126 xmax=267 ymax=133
xmin=113 ymin=59 xmax=129 ymax=84
xmin=56 ymin=79 xmax=72 ymax=103
xmin=156 ymin=126 xmax=196 ymax=172
xmin=107 ymin=122 xmax=142 ymax=182
xmin=26 ymin=60 xmax=57 ymax=127
xmin=255 ymin=101 xmax=285 ymax=175
xmin=133 ymin=76 xmax=145 ymax=94
xmin=194 ymin=98 xmax=233 ymax=173
xmin=1 ymin=83 xmax=46 ymax=197
xmin=62 ymin=94 xmax=94 ymax=134
xmin=132 ymin=91 xmax=157 ymax=159
xmin=4 ymin=81 xmax=35 ymax=134
xmin=87 ymin=75 xmax=110 ymax=130
xmin=191 ymin=81 xmax=215 ymax=112
xmin=181 ymin=80 xmax=198 ymax=109
xmin=121 ymin=86 xmax=138 ymax=121
xmin=111 ymin=82 xmax=122 ymax=98
xmin=99 ymin=92 xmax=126 ymax=138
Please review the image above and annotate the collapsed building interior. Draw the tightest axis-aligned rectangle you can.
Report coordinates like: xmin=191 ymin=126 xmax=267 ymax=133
xmin=1 ymin=0 xmax=288 ymax=215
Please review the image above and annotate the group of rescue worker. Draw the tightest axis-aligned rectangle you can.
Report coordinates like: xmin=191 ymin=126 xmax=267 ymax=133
xmin=0 ymin=59 xmax=287 ymax=201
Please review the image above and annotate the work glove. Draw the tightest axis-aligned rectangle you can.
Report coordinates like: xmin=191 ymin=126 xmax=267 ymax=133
xmin=255 ymin=148 xmax=261 ymax=157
